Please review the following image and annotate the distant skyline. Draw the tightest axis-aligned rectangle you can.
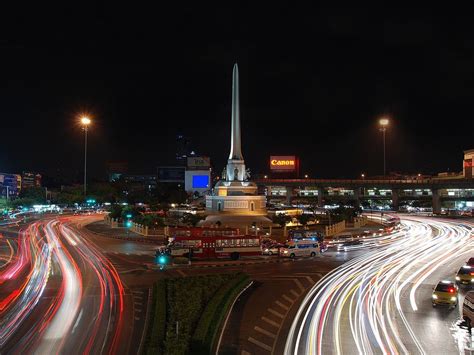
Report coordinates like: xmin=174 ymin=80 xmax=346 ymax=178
xmin=1 ymin=5 xmax=473 ymax=181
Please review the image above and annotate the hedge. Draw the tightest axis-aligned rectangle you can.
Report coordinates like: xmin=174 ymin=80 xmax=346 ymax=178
xmin=190 ymin=273 xmax=251 ymax=354
xmin=145 ymin=279 xmax=167 ymax=355
xmin=163 ymin=275 xmax=234 ymax=354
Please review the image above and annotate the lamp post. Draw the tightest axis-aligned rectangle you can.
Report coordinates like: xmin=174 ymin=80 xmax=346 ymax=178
xmin=379 ymin=118 xmax=389 ymax=177
xmin=80 ymin=116 xmax=91 ymax=197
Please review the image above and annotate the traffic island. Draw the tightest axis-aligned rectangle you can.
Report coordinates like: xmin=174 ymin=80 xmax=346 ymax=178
xmin=142 ymin=273 xmax=251 ymax=354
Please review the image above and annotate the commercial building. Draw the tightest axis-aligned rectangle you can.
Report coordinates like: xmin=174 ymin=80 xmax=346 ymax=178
xmin=21 ymin=172 xmax=41 ymax=189
xmin=0 ymin=173 xmax=21 ymax=198
xmin=106 ymin=161 xmax=128 ymax=182
xmin=184 ymin=156 xmax=211 ymax=196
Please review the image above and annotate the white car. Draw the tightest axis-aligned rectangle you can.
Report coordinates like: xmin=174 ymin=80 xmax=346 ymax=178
xmin=280 ymin=240 xmax=320 ymax=258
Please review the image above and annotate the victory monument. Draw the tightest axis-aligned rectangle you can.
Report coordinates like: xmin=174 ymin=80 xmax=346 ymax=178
xmin=203 ymin=64 xmax=271 ymax=227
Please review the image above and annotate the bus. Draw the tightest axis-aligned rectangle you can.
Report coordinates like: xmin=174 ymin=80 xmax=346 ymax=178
xmin=167 ymin=227 xmax=261 ymax=260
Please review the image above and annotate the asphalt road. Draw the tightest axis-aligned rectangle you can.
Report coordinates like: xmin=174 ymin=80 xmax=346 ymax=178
xmin=0 ymin=215 xmax=138 ymax=354
xmin=285 ymin=216 xmax=474 ymax=355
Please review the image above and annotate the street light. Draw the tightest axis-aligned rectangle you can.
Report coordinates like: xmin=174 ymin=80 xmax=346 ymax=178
xmin=80 ymin=116 xmax=91 ymax=196
xmin=361 ymin=173 xmax=365 ymax=179
xmin=379 ymin=118 xmax=389 ymax=177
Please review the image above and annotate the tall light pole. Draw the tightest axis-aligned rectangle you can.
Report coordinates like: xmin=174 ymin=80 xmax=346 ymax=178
xmin=80 ymin=116 xmax=91 ymax=197
xmin=379 ymin=118 xmax=389 ymax=177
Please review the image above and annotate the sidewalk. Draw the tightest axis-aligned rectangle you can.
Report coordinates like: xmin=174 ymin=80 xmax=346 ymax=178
xmin=85 ymin=221 xmax=167 ymax=244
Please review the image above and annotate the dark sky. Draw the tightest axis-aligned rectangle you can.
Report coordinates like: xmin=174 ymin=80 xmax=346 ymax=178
xmin=1 ymin=4 xmax=473 ymax=181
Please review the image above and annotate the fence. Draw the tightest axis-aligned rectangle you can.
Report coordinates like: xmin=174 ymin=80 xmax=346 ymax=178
xmin=325 ymin=221 xmax=346 ymax=237
xmin=104 ymin=215 xmax=122 ymax=228
xmin=353 ymin=216 xmax=368 ymax=228
xmin=131 ymin=222 xmax=164 ymax=237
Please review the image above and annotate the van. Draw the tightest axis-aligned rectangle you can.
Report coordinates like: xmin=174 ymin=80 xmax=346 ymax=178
xmin=462 ymin=291 xmax=474 ymax=331
xmin=280 ymin=239 xmax=320 ymax=258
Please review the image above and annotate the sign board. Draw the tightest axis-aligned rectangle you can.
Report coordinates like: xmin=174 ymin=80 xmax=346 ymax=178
xmin=187 ymin=156 xmax=210 ymax=170
xmin=270 ymin=156 xmax=297 ymax=172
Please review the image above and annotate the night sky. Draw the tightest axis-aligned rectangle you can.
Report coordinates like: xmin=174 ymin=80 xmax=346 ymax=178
xmin=1 ymin=5 xmax=473 ymax=182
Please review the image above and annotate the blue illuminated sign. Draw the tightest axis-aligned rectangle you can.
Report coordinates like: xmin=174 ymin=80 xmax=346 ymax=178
xmin=192 ymin=175 xmax=209 ymax=188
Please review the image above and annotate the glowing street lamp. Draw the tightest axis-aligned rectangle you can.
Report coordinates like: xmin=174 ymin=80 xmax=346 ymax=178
xmin=379 ymin=118 xmax=389 ymax=177
xmin=80 ymin=116 xmax=91 ymax=196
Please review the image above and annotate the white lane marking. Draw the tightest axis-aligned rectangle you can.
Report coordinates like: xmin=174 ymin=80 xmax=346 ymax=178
xmin=254 ymin=326 xmax=276 ymax=339
xmin=248 ymin=337 xmax=272 ymax=352
xmin=261 ymin=316 xmax=280 ymax=328
xmin=267 ymin=308 xmax=285 ymax=319
xmin=275 ymin=300 xmax=290 ymax=311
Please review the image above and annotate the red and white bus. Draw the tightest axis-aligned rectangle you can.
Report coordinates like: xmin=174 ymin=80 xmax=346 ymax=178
xmin=167 ymin=227 xmax=261 ymax=260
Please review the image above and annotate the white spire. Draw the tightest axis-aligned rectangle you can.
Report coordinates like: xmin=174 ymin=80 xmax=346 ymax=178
xmin=229 ymin=63 xmax=243 ymax=161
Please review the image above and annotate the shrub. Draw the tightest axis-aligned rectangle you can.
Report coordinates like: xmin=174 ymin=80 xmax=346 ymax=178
xmin=191 ymin=273 xmax=250 ymax=353
xmin=145 ymin=280 xmax=167 ymax=354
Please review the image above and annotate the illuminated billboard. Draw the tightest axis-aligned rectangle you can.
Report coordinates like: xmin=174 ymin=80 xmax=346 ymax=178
xmin=270 ymin=156 xmax=297 ymax=172
xmin=192 ymin=175 xmax=209 ymax=188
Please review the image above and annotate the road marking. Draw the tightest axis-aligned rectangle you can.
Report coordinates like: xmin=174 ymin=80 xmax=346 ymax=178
xmin=290 ymin=289 xmax=300 ymax=298
xmin=134 ymin=316 xmax=140 ymax=320
xmin=135 ymin=308 xmax=142 ymax=313
xmin=293 ymin=279 xmax=305 ymax=292
xmin=248 ymin=337 xmax=272 ymax=352
xmin=241 ymin=351 xmax=251 ymax=355
xmin=132 ymin=290 xmax=144 ymax=294
xmin=176 ymin=269 xmax=186 ymax=277
xmin=261 ymin=316 xmax=280 ymax=328
xmin=134 ymin=302 xmax=143 ymax=306
xmin=267 ymin=308 xmax=285 ymax=319
xmin=275 ymin=300 xmax=290 ymax=310
xmin=254 ymin=326 xmax=276 ymax=339
xmin=133 ymin=295 xmax=142 ymax=299
xmin=282 ymin=295 xmax=294 ymax=304
xmin=304 ymin=275 xmax=315 ymax=284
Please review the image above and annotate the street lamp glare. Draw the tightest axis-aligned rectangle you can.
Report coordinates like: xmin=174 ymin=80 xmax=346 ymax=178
xmin=81 ymin=117 xmax=91 ymax=125
xmin=379 ymin=118 xmax=389 ymax=126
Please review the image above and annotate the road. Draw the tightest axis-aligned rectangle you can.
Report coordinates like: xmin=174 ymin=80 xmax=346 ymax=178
xmin=285 ymin=216 xmax=474 ymax=354
xmin=0 ymin=215 xmax=135 ymax=354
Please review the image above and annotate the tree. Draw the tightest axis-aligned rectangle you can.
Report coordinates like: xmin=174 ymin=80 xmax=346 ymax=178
xmin=297 ymin=213 xmax=311 ymax=227
xmin=272 ymin=213 xmax=291 ymax=227
xmin=181 ymin=213 xmax=205 ymax=226
xmin=19 ymin=187 xmax=46 ymax=204
xmin=108 ymin=204 xmax=123 ymax=219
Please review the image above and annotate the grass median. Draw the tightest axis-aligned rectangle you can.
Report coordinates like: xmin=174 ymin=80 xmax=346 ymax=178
xmin=143 ymin=272 xmax=250 ymax=355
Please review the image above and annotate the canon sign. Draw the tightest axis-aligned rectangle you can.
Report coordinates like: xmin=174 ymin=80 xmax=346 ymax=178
xmin=270 ymin=156 xmax=297 ymax=171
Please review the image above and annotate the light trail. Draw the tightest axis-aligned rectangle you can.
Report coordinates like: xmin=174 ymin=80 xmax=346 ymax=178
xmin=286 ymin=216 xmax=474 ymax=354
xmin=0 ymin=216 xmax=127 ymax=353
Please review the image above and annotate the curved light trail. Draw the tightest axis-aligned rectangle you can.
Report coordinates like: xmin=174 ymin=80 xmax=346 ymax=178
xmin=0 ymin=215 xmax=128 ymax=353
xmin=286 ymin=216 xmax=474 ymax=354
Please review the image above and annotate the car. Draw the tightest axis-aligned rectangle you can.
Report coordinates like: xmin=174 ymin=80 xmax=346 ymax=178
xmin=432 ymin=280 xmax=458 ymax=308
xmin=467 ymin=257 xmax=474 ymax=267
xmin=336 ymin=239 xmax=363 ymax=251
xmin=280 ymin=240 xmax=320 ymax=258
xmin=456 ymin=265 xmax=474 ymax=286
xmin=262 ymin=243 xmax=283 ymax=256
